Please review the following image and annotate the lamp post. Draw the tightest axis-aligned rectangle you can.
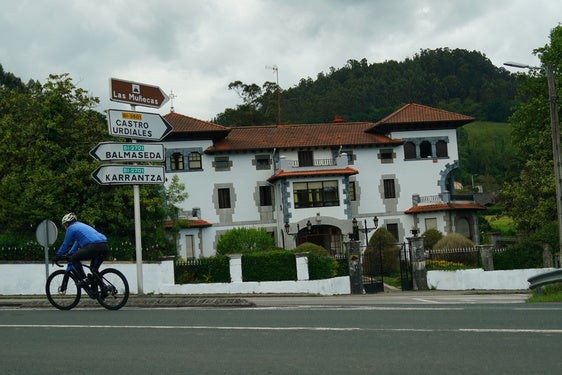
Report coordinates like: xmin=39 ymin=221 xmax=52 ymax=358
xmin=505 ymin=61 xmax=562 ymax=263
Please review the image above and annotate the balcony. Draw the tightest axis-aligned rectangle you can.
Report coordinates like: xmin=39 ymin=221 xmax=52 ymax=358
xmin=277 ymin=154 xmax=349 ymax=171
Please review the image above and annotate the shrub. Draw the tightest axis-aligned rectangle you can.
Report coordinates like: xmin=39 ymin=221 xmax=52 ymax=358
xmin=242 ymin=250 xmax=297 ymax=281
xmin=433 ymin=232 xmax=474 ymax=249
xmin=364 ymin=227 xmax=400 ymax=275
xmin=493 ymin=240 xmax=543 ymax=270
xmin=216 ymin=227 xmax=275 ymax=255
xmin=294 ymin=242 xmax=329 ymax=256
xmin=306 ymin=254 xmax=339 ymax=280
xmin=422 ymin=228 xmax=443 ymax=249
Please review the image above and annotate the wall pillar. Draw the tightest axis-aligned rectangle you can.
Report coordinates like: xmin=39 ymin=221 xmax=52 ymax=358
xmin=228 ymin=254 xmax=243 ymax=282
xmin=295 ymin=254 xmax=310 ymax=281
xmin=347 ymin=240 xmax=363 ymax=294
xmin=409 ymin=236 xmax=428 ymax=290
xmin=478 ymin=244 xmax=494 ymax=271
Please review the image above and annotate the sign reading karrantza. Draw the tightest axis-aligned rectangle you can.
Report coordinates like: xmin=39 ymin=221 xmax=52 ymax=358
xmin=107 ymin=109 xmax=173 ymax=141
xmin=92 ymin=165 xmax=165 ymax=185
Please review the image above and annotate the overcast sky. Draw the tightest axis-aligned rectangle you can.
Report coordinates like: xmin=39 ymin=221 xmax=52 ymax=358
xmin=1 ymin=0 xmax=560 ymax=121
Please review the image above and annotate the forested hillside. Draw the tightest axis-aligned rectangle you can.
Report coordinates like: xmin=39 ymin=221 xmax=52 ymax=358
xmin=213 ymin=48 xmax=518 ymax=126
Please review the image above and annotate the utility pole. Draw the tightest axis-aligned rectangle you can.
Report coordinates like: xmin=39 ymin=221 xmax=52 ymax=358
xmin=266 ymin=65 xmax=281 ymax=124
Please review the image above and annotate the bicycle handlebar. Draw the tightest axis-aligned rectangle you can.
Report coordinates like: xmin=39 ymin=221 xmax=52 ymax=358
xmin=52 ymin=255 xmax=71 ymax=267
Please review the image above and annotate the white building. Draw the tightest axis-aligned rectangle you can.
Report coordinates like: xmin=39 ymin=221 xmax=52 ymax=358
xmin=161 ymin=103 xmax=485 ymax=259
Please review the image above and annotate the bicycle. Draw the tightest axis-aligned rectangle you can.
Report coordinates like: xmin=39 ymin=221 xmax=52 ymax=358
xmin=45 ymin=255 xmax=129 ymax=310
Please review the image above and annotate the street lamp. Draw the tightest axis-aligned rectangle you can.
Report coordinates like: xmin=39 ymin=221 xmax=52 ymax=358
xmin=352 ymin=216 xmax=379 ymax=246
xmin=505 ymin=61 xmax=562 ymax=262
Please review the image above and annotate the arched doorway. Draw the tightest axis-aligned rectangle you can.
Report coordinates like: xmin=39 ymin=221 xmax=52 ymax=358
xmin=297 ymin=224 xmax=345 ymax=256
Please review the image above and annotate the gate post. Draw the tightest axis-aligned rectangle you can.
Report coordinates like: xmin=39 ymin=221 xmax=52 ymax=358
xmin=409 ymin=235 xmax=429 ymax=290
xmin=347 ymin=240 xmax=363 ymax=294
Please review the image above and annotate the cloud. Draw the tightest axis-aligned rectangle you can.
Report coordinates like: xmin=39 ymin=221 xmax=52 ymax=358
xmin=1 ymin=0 xmax=560 ymax=120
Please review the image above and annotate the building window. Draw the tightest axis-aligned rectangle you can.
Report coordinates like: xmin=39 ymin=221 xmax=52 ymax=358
xmin=214 ymin=156 xmax=231 ymax=171
xmin=425 ymin=218 xmax=437 ymax=230
xmin=380 ymin=149 xmax=394 ymax=163
xmin=383 ymin=179 xmax=396 ymax=199
xmin=436 ymin=140 xmax=448 ymax=157
xmin=259 ymin=185 xmax=273 ymax=206
xmin=255 ymin=155 xmax=271 ymax=170
xmin=298 ymin=150 xmax=314 ymax=167
xmin=420 ymin=141 xmax=432 ymax=158
xmin=170 ymin=152 xmax=184 ymax=170
xmin=386 ymin=223 xmax=399 ymax=241
xmin=218 ymin=188 xmax=231 ymax=208
xmin=349 ymin=181 xmax=356 ymax=201
xmin=404 ymin=142 xmax=416 ymax=160
xmin=293 ymin=180 xmax=339 ymax=208
xmin=188 ymin=152 xmax=202 ymax=170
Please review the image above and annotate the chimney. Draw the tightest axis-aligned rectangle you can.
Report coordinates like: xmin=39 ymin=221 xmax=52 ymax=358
xmin=333 ymin=116 xmax=344 ymax=123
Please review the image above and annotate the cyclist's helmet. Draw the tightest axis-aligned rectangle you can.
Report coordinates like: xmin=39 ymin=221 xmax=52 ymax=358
xmin=61 ymin=212 xmax=77 ymax=226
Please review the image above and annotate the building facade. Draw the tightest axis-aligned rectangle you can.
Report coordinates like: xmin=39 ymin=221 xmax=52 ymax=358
xmin=161 ymin=103 xmax=485 ymax=259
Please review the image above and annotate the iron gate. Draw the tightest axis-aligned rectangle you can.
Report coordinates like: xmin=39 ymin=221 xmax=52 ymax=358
xmin=361 ymin=242 xmax=413 ymax=293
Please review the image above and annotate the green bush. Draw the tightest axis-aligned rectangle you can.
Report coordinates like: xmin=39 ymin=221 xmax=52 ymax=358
xmin=242 ymin=250 xmax=297 ymax=281
xmin=433 ymin=232 xmax=474 ymax=249
xmin=294 ymin=242 xmax=329 ymax=256
xmin=306 ymin=254 xmax=339 ymax=280
xmin=422 ymin=228 xmax=443 ymax=249
xmin=493 ymin=240 xmax=543 ymax=270
xmin=216 ymin=227 xmax=275 ymax=255
xmin=364 ymin=227 xmax=400 ymax=275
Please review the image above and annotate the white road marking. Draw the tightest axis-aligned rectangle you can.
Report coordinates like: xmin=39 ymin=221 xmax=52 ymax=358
xmin=1 ymin=324 xmax=561 ymax=334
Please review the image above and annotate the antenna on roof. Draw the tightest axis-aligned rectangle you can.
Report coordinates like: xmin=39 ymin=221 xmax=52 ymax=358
xmin=169 ymin=90 xmax=177 ymax=112
xmin=265 ymin=65 xmax=281 ymax=125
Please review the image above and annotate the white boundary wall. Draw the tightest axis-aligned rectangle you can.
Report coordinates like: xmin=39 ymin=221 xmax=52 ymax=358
xmin=0 ymin=259 xmax=350 ymax=296
xmin=0 ymin=261 xmax=552 ymax=295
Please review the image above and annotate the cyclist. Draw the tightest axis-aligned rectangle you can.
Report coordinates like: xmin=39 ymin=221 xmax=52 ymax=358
xmin=54 ymin=212 xmax=109 ymax=290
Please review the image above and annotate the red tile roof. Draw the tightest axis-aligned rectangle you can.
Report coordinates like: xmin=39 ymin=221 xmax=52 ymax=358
xmin=404 ymin=203 xmax=486 ymax=214
xmin=163 ymin=112 xmax=229 ymax=133
xmin=164 ymin=218 xmax=213 ymax=228
xmin=368 ymin=103 xmax=474 ymax=133
xmin=207 ymin=122 xmax=400 ymax=152
xmin=268 ymin=166 xmax=359 ymax=182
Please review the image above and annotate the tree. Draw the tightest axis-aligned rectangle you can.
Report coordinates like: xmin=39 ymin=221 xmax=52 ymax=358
xmin=500 ymin=25 xmax=562 ymax=243
xmin=0 ymin=73 xmax=171 ymax=254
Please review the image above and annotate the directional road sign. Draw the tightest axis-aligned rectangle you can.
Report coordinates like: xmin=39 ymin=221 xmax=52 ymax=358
xmin=90 ymin=142 xmax=165 ymax=162
xmin=110 ymin=78 xmax=169 ymax=108
xmin=107 ymin=109 xmax=173 ymax=141
xmin=92 ymin=165 xmax=165 ymax=185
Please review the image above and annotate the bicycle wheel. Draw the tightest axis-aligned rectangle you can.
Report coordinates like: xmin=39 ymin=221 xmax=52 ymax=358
xmin=96 ymin=268 xmax=129 ymax=310
xmin=45 ymin=270 xmax=81 ymax=310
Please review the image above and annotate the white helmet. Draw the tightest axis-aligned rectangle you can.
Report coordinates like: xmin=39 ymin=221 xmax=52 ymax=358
xmin=61 ymin=212 xmax=77 ymax=225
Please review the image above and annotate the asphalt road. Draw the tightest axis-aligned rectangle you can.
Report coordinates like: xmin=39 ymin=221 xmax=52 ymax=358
xmin=2 ymin=292 xmax=562 ymax=374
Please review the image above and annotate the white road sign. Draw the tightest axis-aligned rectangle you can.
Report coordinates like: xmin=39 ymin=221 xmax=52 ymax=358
xmin=107 ymin=109 xmax=173 ymax=141
xmin=92 ymin=165 xmax=165 ymax=185
xmin=90 ymin=142 xmax=165 ymax=162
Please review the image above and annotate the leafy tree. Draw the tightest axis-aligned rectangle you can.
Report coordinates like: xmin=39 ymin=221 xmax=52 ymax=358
xmin=422 ymin=228 xmax=443 ymax=249
xmin=364 ymin=227 xmax=400 ymax=275
xmin=0 ymin=72 xmax=172 ymax=254
xmin=500 ymin=25 xmax=562 ymax=240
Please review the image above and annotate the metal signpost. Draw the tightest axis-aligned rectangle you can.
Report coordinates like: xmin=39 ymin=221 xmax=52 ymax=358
xmin=36 ymin=220 xmax=58 ymax=280
xmin=90 ymin=78 xmax=170 ymax=294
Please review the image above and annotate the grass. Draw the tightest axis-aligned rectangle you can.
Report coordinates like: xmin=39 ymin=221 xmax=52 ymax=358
xmin=484 ymin=215 xmax=516 ymax=236
xmin=527 ymin=282 xmax=562 ymax=303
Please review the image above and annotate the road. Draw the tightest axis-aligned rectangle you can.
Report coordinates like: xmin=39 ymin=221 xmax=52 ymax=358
xmin=1 ymin=293 xmax=562 ymax=374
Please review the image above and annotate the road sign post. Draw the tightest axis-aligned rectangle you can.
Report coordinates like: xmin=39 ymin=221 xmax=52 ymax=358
xmin=36 ymin=220 xmax=58 ymax=280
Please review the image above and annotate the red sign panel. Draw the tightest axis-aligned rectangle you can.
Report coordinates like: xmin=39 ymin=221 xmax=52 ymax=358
xmin=110 ymin=78 xmax=169 ymax=109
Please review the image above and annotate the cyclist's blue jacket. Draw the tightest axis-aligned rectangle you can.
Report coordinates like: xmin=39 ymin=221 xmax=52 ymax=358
xmin=56 ymin=221 xmax=107 ymax=256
